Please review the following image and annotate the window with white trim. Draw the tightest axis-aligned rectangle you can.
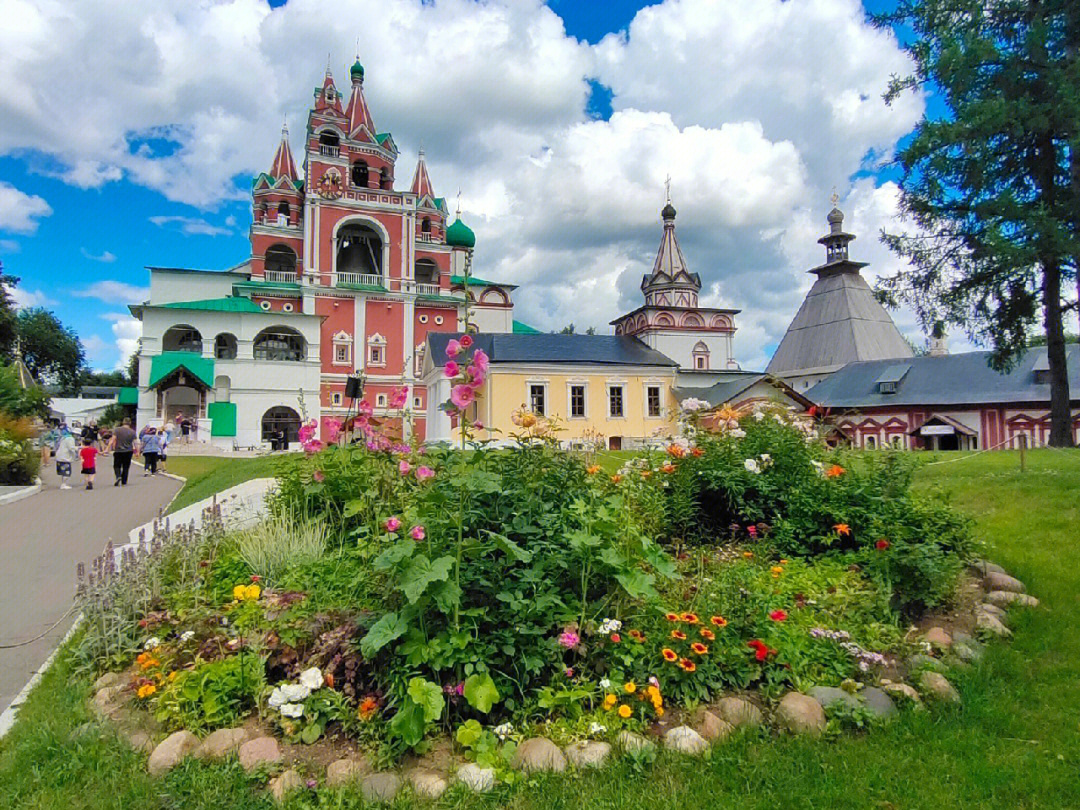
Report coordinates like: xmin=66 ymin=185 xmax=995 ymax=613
xmin=529 ymin=384 xmax=546 ymax=416
xmin=376 ymin=393 xmax=388 ymax=408
xmin=646 ymin=385 xmax=662 ymax=417
xmin=608 ymin=385 xmax=625 ymax=418
xmin=569 ymin=384 xmax=586 ymax=418
xmin=413 ymin=396 xmax=422 ymax=409
xmin=367 ymin=333 xmax=386 ymax=367
xmin=331 ymin=392 xmax=343 ymax=406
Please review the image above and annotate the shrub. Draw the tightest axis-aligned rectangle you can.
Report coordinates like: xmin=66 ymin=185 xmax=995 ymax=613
xmin=0 ymin=414 xmax=39 ymax=485
xmin=154 ymin=653 xmax=266 ymax=732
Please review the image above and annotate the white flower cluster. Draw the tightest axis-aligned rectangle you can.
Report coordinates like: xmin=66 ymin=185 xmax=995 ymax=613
xmin=267 ymin=667 xmax=324 ymax=719
xmin=588 ymin=722 xmax=607 ymax=735
xmin=680 ymin=398 xmax=710 ymax=413
xmin=599 ymin=678 xmax=611 ymax=690
xmin=143 ymin=636 xmax=161 ymax=650
xmin=179 ymin=630 xmax=195 ymax=643
xmin=598 ymin=618 xmax=622 ymax=635
xmin=810 ymin=460 xmax=825 ymax=475
xmin=493 ymin=722 xmax=513 ymax=740
xmin=743 ymin=454 xmax=772 ymax=474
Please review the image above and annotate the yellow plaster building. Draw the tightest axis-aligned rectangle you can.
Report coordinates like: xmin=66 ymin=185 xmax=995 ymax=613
xmin=422 ymin=333 xmax=678 ymax=448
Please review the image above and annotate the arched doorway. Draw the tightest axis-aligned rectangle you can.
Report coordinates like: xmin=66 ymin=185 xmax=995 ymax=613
xmin=262 ymin=406 xmax=301 ymax=446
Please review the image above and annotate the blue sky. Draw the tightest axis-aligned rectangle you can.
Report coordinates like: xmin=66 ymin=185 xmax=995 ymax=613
xmin=0 ymin=0 xmax=929 ymax=372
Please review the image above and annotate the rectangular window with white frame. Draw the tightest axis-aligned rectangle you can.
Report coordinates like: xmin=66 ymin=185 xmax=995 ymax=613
xmin=368 ymin=344 xmax=385 ymax=366
xmin=330 ymin=392 xmax=343 ymax=406
xmin=646 ymin=385 xmax=662 ymax=418
xmin=529 ymin=383 xmax=546 ymax=416
xmin=334 ymin=343 xmax=351 ymax=365
xmin=608 ymin=385 xmax=625 ymax=418
xmin=569 ymin=384 xmax=586 ymax=418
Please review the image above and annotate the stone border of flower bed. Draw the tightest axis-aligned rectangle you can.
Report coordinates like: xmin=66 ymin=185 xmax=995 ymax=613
xmin=81 ymin=556 xmax=1038 ymax=804
xmin=0 ymin=476 xmax=42 ymax=506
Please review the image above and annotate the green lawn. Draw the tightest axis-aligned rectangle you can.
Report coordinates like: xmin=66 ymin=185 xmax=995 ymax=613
xmin=3 ymin=449 xmax=1080 ymax=809
xmin=163 ymin=455 xmax=297 ymax=514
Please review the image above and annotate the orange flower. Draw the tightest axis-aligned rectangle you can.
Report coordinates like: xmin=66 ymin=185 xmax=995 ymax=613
xmin=618 ymin=704 xmax=633 ymax=719
xmin=680 ymin=612 xmax=700 ymax=624
xmin=136 ymin=683 xmax=156 ymax=699
xmin=771 ymin=566 xmax=784 ymax=574
xmin=603 ymin=693 xmax=618 ymax=709
xmin=670 ymin=629 xmax=687 ymax=640
xmin=640 ymin=470 xmax=652 ymax=478
xmin=661 ymin=463 xmax=677 ymax=474
xmin=699 ymin=628 xmax=715 ymax=640
xmin=136 ymin=652 xmax=149 ymax=665
xmin=678 ymin=658 xmax=696 ymax=673
xmin=325 ymin=673 xmax=335 ymax=689
xmin=743 ymin=551 xmax=754 ymax=558
xmin=691 ymin=447 xmax=704 ymax=457
xmin=358 ymin=697 xmax=379 ymax=721
xmin=666 ymin=444 xmax=686 ymax=458
xmin=629 ymin=629 xmax=646 ymax=643
xmin=586 ymin=465 xmax=601 ymax=475
xmin=664 ymin=612 xmax=680 ymax=622
xmin=834 ymin=523 xmax=851 ymax=536
xmin=690 ymin=642 xmax=709 ymax=655
xmin=825 ymin=464 xmax=846 ymax=478
xmin=710 ymin=616 xmax=728 ymax=628
xmin=655 ymin=706 xmax=665 ymax=717
xmin=661 ymin=648 xmax=678 ymax=662
xmin=779 ymin=559 xmax=789 ymax=565
xmin=610 ymin=474 xmax=622 ymax=484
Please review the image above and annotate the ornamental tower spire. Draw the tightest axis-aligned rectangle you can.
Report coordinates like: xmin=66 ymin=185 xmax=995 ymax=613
xmin=641 ymin=194 xmax=701 ymax=307
xmin=410 ymin=148 xmax=434 ymax=198
xmin=345 ymin=54 xmax=375 ymax=136
xmin=268 ymin=118 xmax=299 ymax=182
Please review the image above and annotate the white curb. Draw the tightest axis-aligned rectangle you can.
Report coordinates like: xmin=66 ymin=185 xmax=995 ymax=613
xmin=0 ymin=477 xmax=42 ymax=506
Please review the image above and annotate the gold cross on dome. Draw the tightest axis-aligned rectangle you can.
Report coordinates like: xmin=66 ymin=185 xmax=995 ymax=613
xmin=665 ymin=174 xmax=671 ymax=203
xmin=830 ymin=186 xmax=839 ymax=207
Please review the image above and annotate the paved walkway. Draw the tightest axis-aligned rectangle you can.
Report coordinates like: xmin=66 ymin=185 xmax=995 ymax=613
xmin=0 ymin=461 xmax=181 ymax=714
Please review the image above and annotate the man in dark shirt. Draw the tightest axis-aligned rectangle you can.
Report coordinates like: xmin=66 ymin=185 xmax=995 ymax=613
xmin=80 ymin=421 xmax=98 ymax=446
xmin=109 ymin=417 xmax=137 ymax=486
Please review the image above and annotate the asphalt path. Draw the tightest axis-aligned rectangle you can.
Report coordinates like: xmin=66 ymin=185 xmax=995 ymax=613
xmin=0 ymin=459 xmax=181 ymax=713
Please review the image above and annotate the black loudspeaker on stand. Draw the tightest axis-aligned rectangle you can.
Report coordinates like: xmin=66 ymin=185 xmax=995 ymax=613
xmin=345 ymin=375 xmax=362 ymax=400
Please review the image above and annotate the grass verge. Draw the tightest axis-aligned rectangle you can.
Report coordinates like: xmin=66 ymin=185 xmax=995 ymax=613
xmin=163 ymin=455 xmax=296 ymax=514
xmin=2 ymin=449 xmax=1079 ymax=809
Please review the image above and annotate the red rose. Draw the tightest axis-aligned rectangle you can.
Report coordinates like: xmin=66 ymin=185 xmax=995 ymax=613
xmin=769 ymin=610 xmax=787 ymax=622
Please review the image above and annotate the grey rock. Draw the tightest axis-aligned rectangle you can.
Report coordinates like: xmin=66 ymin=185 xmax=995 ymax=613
xmin=663 ymin=725 xmax=708 ymax=755
xmin=326 ymin=758 xmax=369 ymax=786
xmin=121 ymin=728 xmax=154 ymax=753
xmin=694 ymin=709 xmax=734 ymax=741
xmin=775 ymin=692 xmax=827 ymax=735
xmin=970 ymin=559 xmax=1006 ymax=577
xmin=859 ymin=687 xmax=897 ymax=718
xmin=270 ymin=769 xmax=303 ymax=803
xmin=713 ymin=696 xmax=763 ymax=728
xmin=616 ymin=730 xmax=654 ymax=753
xmin=975 ymin=610 xmax=1012 ymax=637
xmin=238 ymin=736 xmax=281 ymax=772
xmin=93 ymin=672 xmax=121 ymax=691
xmin=807 ymin=686 xmax=860 ymax=711
xmin=512 ymin=737 xmax=567 ymax=773
xmin=919 ymin=671 xmax=961 ymax=703
xmin=952 ymin=639 xmax=985 ymax=662
xmin=407 ymin=768 xmax=447 ymax=799
xmin=987 ymin=590 xmax=1039 ymax=608
xmin=91 ymin=684 xmax=126 ymax=717
xmin=565 ymin=741 xmax=611 ymax=768
xmin=194 ymin=727 xmax=249 ymax=760
xmin=985 ymin=571 xmax=1025 ymax=593
xmin=979 ymin=602 xmax=1007 ymax=618
xmin=906 ymin=653 xmax=946 ymax=673
xmin=881 ymin=682 xmax=923 ymax=706
xmin=147 ymin=730 xmax=199 ymax=776
xmin=455 ymin=763 xmax=495 ymax=792
xmin=922 ymin=627 xmax=952 ymax=648
xmin=361 ymin=773 xmax=401 ymax=803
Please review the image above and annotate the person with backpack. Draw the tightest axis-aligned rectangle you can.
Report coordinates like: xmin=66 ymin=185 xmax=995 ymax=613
xmin=141 ymin=427 xmax=162 ymax=476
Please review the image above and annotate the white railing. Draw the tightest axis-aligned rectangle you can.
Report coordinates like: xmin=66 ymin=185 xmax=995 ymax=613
xmin=417 ymin=233 xmax=436 ymax=243
xmin=338 ymin=272 xmax=385 ymax=288
xmin=414 ymin=283 xmax=441 ymax=296
xmin=263 ymin=270 xmax=298 ymax=284
xmin=319 ymin=145 xmax=339 ymax=157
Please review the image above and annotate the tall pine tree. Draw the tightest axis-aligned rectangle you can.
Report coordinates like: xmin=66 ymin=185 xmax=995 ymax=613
xmin=874 ymin=0 xmax=1079 ymax=446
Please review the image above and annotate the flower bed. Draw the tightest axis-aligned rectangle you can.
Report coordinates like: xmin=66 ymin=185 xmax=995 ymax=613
xmin=73 ymin=393 xmax=1034 ymax=802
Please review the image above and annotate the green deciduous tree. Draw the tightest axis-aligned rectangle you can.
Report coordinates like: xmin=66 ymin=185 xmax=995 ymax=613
xmin=0 ymin=270 xmax=19 ymax=361
xmin=873 ymin=0 xmax=1080 ymax=446
xmin=17 ymin=307 xmax=86 ymax=393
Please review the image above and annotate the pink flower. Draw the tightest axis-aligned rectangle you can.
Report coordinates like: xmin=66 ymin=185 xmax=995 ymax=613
xmin=460 ymin=334 xmax=474 ymax=349
xmin=385 ymin=516 xmax=401 ymax=533
xmin=357 ymin=400 xmax=373 ymax=418
xmin=558 ymin=631 xmax=580 ymax=649
xmin=399 ymin=460 xmax=412 ymax=476
xmin=444 ymin=360 xmax=460 ymax=378
xmin=747 ymin=525 xmax=758 ymax=538
xmin=302 ymin=439 xmax=324 ymax=455
xmin=450 ymin=384 xmax=476 ymax=409
xmin=324 ymin=417 xmax=342 ymax=443
xmin=610 ymin=633 xmax=621 ymax=643
xmin=390 ymin=385 xmax=409 ymax=409
xmin=410 ymin=525 xmax=426 ymax=541
xmin=565 ymin=667 xmax=574 ymax=678
xmin=471 ymin=349 xmax=489 ymax=371
xmin=312 ymin=470 xmax=325 ymax=483
xmin=473 ymin=421 xmax=484 ymax=430
xmin=445 ymin=339 xmax=462 ymax=358
xmin=416 ymin=466 xmax=435 ymax=481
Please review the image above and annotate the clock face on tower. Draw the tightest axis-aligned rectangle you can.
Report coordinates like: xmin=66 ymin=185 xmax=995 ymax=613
xmin=317 ymin=168 xmax=343 ymax=199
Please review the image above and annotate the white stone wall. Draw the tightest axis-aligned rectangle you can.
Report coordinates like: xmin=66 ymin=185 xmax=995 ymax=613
xmin=149 ymin=271 xmax=238 ymax=304
xmin=639 ymin=330 xmax=734 ymax=370
xmin=471 ymin=305 xmax=513 ymax=334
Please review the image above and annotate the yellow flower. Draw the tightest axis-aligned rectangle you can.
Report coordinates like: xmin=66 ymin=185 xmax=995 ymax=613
xmin=655 ymin=706 xmax=665 ymax=717
xmin=137 ymin=683 xmax=156 ymax=699
xmin=743 ymin=551 xmax=754 ymax=558
xmin=617 ymin=704 xmax=632 ymax=719
xmin=244 ymin=584 xmax=261 ymax=601
xmin=233 ymin=584 xmax=246 ymax=601
xmin=623 ymin=681 xmax=636 ymax=694
xmin=168 ymin=671 xmax=178 ymax=681
xmin=603 ymin=693 xmax=618 ymax=708
xmin=771 ymin=566 xmax=784 ymax=575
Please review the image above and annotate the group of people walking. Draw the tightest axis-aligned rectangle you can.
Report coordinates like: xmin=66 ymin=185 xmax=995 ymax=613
xmin=42 ymin=417 xmax=176 ymax=491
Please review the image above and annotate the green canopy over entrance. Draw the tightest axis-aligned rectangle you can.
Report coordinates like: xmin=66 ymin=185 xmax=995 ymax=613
xmin=148 ymin=352 xmax=215 ymax=389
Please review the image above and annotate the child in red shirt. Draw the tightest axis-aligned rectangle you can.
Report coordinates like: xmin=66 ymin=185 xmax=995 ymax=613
xmin=79 ymin=439 xmax=98 ymax=490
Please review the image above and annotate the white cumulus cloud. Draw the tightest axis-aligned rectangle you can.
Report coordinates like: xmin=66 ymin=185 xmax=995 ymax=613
xmin=0 ymin=181 xmax=52 ymax=234
xmin=75 ymin=280 xmax=150 ymax=303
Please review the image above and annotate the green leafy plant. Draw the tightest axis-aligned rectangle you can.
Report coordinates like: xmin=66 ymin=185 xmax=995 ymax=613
xmin=155 ymin=654 xmax=266 ymax=732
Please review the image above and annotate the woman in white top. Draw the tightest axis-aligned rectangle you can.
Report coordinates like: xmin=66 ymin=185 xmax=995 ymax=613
xmin=54 ymin=428 xmax=78 ymax=490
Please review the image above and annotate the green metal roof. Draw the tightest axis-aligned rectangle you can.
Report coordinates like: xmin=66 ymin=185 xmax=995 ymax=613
xmin=148 ymin=353 xmax=215 ymax=389
xmin=234 ymin=279 xmax=303 ymax=291
xmin=158 ymin=297 xmax=263 ymax=313
xmin=450 ymin=274 xmax=517 ymax=289
xmin=337 ymin=282 xmax=388 ymax=293
xmin=512 ymin=320 xmax=542 ymax=334
xmin=117 ymin=386 xmax=139 ymax=405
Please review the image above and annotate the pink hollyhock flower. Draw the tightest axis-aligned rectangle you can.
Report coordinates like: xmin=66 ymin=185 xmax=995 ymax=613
xmin=385 ymin=516 xmax=401 ymax=533
xmin=324 ymin=417 xmax=343 ymax=443
xmin=471 ymin=349 xmax=489 ymax=371
xmin=450 ymin=384 xmax=475 ymax=409
xmin=302 ymin=439 xmax=324 ymax=455
xmin=747 ymin=525 xmax=758 ymax=538
xmin=399 ymin=460 xmax=412 ymax=475
xmin=410 ymin=525 xmax=426 ymax=541
xmin=444 ymin=360 xmax=460 ymax=378
xmin=357 ymin=399 xmax=373 ymax=418
xmin=390 ymin=385 xmax=409 ymax=409
xmin=473 ymin=421 xmax=484 ymax=430
xmin=312 ymin=470 xmax=325 ymax=483
xmin=455 ymin=682 xmax=465 ymax=696
xmin=445 ymin=339 xmax=462 ymax=358
xmin=558 ymin=631 xmax=580 ymax=649
xmin=460 ymin=334 xmax=474 ymax=349
xmin=416 ymin=466 xmax=435 ymax=481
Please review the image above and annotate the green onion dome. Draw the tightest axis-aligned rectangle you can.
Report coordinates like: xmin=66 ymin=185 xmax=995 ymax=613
xmin=446 ymin=217 xmax=476 ymax=249
xmin=350 ymin=59 xmax=365 ymax=80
